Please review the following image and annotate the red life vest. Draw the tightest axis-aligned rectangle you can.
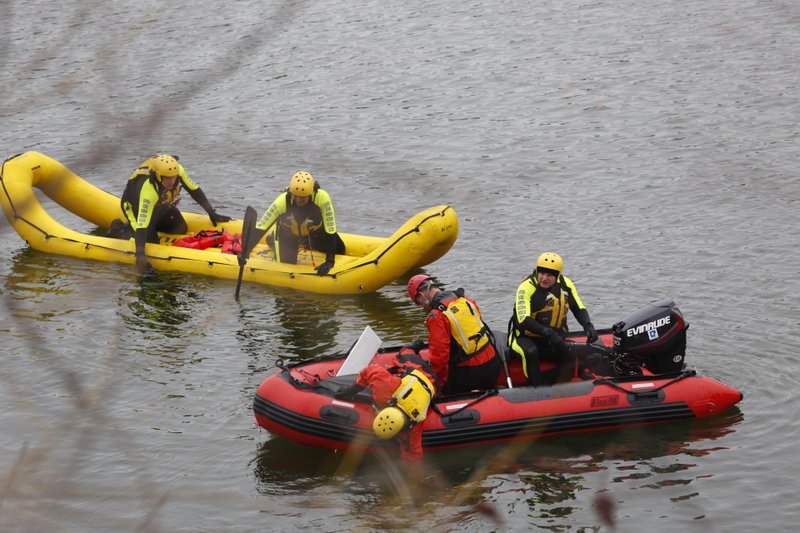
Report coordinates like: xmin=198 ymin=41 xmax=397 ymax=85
xmin=173 ymin=229 xmax=241 ymax=254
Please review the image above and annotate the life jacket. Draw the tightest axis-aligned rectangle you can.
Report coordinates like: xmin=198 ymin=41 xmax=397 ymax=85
xmin=437 ymin=293 xmax=492 ymax=362
xmin=277 ymin=185 xmax=324 ymax=238
xmin=389 ymin=368 xmax=435 ymax=424
xmin=220 ymin=235 xmax=242 ymax=255
xmin=172 ymin=229 xmax=240 ymax=252
xmin=524 ymin=277 xmax=570 ymax=337
xmin=128 ymin=165 xmax=184 ymax=208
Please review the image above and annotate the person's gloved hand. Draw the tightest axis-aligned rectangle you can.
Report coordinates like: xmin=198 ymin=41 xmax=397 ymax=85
xmin=541 ymin=327 xmax=557 ymax=340
xmin=315 ymin=260 xmax=334 ymax=276
xmin=584 ymin=323 xmax=598 ymax=344
xmin=335 ymin=383 xmax=363 ymax=400
xmin=237 ymin=253 xmax=247 ymax=268
xmin=209 ymin=211 xmax=232 ymax=226
xmin=135 ymin=254 xmax=153 ymax=274
xmin=401 ymin=339 xmax=425 ymax=354
xmin=550 ymin=335 xmax=568 ymax=357
xmin=544 ymin=329 xmax=566 ymax=349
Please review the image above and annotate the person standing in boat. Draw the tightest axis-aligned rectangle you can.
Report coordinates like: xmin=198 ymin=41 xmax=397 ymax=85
xmin=507 ymin=252 xmax=599 ymax=385
xmin=113 ymin=154 xmax=231 ymax=272
xmin=406 ymin=275 xmax=501 ymax=395
xmin=337 ymin=344 xmax=437 ymax=462
xmin=251 ymin=171 xmax=345 ymax=275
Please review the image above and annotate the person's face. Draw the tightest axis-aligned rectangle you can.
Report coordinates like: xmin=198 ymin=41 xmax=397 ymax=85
xmin=536 ymin=270 xmax=557 ymax=289
xmin=293 ymin=194 xmax=310 ymax=206
xmin=414 ymin=287 xmax=428 ymax=307
xmin=161 ymin=174 xmax=178 ymax=190
xmin=414 ymin=283 xmax=436 ymax=309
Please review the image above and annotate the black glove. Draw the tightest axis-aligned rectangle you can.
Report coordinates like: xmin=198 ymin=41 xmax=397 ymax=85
xmin=401 ymin=339 xmax=425 ymax=354
xmin=135 ymin=254 xmax=153 ymax=274
xmin=209 ymin=211 xmax=232 ymax=226
xmin=543 ymin=328 xmax=565 ymax=348
xmin=584 ymin=323 xmax=598 ymax=344
xmin=550 ymin=336 xmax=568 ymax=359
xmin=315 ymin=260 xmax=334 ymax=276
xmin=541 ymin=327 xmax=557 ymax=340
xmin=335 ymin=383 xmax=363 ymax=399
xmin=237 ymin=253 xmax=247 ymax=268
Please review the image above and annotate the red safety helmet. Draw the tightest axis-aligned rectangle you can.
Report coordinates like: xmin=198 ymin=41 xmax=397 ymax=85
xmin=407 ymin=274 xmax=434 ymax=302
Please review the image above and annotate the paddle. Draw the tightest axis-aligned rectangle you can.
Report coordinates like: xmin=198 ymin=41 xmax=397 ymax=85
xmin=500 ymin=346 xmax=513 ymax=389
xmin=235 ymin=206 xmax=261 ymax=299
xmin=487 ymin=327 xmax=513 ymax=389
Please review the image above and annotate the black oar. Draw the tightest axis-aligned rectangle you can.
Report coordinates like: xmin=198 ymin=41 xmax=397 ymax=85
xmin=500 ymin=346 xmax=514 ymax=389
xmin=487 ymin=327 xmax=513 ymax=389
xmin=235 ymin=206 xmax=261 ymax=299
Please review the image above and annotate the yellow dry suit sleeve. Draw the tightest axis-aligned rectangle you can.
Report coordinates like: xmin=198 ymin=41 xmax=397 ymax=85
xmin=255 ymin=193 xmax=288 ymax=231
xmin=134 ymin=180 xmax=161 ymax=231
xmin=513 ymin=277 xmax=557 ymax=337
xmin=130 ymin=179 xmax=160 ymax=259
xmin=513 ymin=279 xmax=535 ymax=324
xmin=561 ymin=275 xmax=592 ymax=327
xmin=561 ymin=275 xmax=587 ymax=311
xmin=177 ymin=164 xmax=198 ymax=191
xmin=313 ymin=189 xmax=337 ymax=234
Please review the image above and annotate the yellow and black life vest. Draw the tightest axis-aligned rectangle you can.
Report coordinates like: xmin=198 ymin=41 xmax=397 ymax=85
xmin=511 ymin=275 xmax=571 ymax=338
xmin=390 ymin=368 xmax=435 ymax=424
xmin=525 ymin=290 xmax=569 ymax=335
xmin=437 ymin=295 xmax=492 ymax=362
xmin=277 ymin=187 xmax=325 ymax=237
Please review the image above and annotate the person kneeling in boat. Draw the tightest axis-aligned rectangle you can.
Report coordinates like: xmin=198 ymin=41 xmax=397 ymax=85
xmin=407 ymin=275 xmax=501 ymax=395
xmin=338 ymin=344 xmax=437 ymax=462
xmin=113 ymin=154 xmax=231 ymax=272
xmin=507 ymin=252 xmax=599 ymax=385
xmin=252 ymin=171 xmax=345 ymax=276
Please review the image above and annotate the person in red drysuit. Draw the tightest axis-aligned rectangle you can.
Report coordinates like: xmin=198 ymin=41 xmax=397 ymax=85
xmin=406 ymin=275 xmax=501 ymax=395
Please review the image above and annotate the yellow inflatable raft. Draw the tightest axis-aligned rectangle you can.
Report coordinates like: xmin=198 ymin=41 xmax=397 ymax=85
xmin=0 ymin=152 xmax=458 ymax=294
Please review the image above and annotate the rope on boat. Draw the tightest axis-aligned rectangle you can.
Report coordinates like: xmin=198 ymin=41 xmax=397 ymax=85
xmin=593 ymin=370 xmax=696 ymax=397
xmin=431 ymin=388 xmax=499 ymax=417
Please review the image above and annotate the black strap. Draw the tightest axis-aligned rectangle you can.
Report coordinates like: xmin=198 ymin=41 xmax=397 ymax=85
xmin=431 ymin=388 xmax=498 ymax=417
xmin=393 ymin=355 xmax=439 ymax=391
xmin=594 ymin=370 xmax=696 ymax=396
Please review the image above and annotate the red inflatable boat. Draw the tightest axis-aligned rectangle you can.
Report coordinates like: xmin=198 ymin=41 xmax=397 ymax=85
xmin=253 ymin=300 xmax=743 ymax=453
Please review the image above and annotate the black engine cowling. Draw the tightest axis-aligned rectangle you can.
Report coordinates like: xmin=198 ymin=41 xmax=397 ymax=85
xmin=612 ymin=299 xmax=688 ymax=374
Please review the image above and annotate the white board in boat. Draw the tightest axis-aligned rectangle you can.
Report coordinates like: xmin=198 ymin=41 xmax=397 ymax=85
xmin=337 ymin=325 xmax=382 ymax=376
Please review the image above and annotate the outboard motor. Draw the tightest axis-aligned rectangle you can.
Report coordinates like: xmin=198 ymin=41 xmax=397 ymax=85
xmin=612 ymin=299 xmax=688 ymax=374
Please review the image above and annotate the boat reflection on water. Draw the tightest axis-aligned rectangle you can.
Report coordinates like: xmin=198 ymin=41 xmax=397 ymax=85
xmin=251 ymin=437 xmax=351 ymax=489
xmin=3 ymin=247 xmax=125 ymax=313
xmin=122 ymin=272 xmax=204 ymax=334
xmin=434 ymin=405 xmax=744 ymax=477
xmin=236 ymin=284 xmax=424 ymax=374
xmin=235 ymin=294 xmax=344 ymax=365
xmin=4 ymin=246 xmax=202 ymax=333
xmin=252 ymin=406 xmax=743 ymax=505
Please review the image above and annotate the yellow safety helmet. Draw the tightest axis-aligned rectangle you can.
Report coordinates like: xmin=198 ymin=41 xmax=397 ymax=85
xmin=536 ymin=252 xmax=563 ymax=275
xmin=289 ymin=171 xmax=315 ymax=197
xmin=372 ymin=406 xmax=407 ymax=440
xmin=151 ymin=155 xmax=179 ymax=182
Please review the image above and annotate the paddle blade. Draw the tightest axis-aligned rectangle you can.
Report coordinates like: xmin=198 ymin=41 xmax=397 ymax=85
xmin=235 ymin=206 xmax=260 ymax=300
xmin=240 ymin=205 xmax=261 ymax=257
xmin=235 ymin=267 xmax=245 ymax=299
